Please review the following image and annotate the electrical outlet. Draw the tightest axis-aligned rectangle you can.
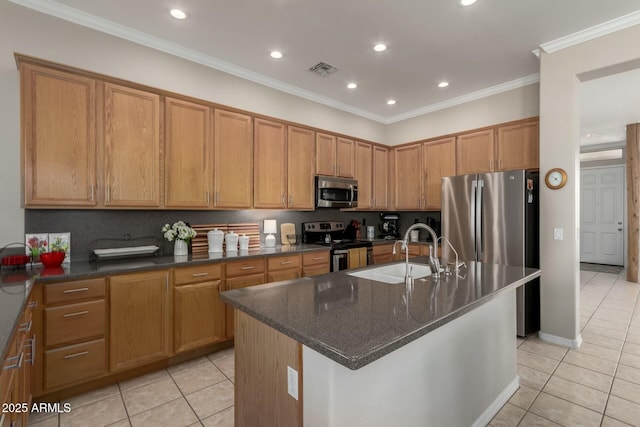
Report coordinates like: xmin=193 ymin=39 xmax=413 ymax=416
xmin=287 ymin=366 xmax=298 ymax=400
xmin=553 ymin=228 xmax=564 ymax=241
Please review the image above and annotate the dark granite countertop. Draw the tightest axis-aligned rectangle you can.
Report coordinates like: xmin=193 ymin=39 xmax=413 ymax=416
xmin=0 ymin=244 xmax=327 ymax=362
xmin=221 ymin=258 xmax=541 ymax=370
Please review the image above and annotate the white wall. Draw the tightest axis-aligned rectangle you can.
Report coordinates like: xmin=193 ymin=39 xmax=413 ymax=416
xmin=384 ymin=83 xmax=540 ymax=146
xmin=539 ymin=23 xmax=640 ymax=344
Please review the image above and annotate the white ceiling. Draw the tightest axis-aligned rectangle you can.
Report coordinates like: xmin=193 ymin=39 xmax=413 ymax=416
xmin=10 ymin=0 xmax=640 ymax=141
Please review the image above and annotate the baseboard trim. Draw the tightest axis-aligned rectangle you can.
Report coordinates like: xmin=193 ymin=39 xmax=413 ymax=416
xmin=538 ymin=331 xmax=582 ymax=348
xmin=472 ymin=376 xmax=520 ymax=427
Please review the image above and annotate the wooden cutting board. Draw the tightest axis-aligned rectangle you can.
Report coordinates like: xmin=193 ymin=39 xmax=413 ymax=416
xmin=280 ymin=223 xmax=296 ymax=244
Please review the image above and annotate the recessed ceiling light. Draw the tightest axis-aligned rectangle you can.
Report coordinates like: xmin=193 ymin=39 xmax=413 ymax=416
xmin=170 ymin=8 xmax=187 ymax=19
xmin=374 ymin=43 xmax=387 ymax=52
xmin=460 ymin=0 xmax=477 ymax=6
xmin=438 ymin=81 xmax=449 ymax=88
xmin=387 ymin=99 xmax=396 ymax=105
xmin=347 ymin=83 xmax=358 ymax=89
xmin=270 ymin=51 xmax=283 ymax=59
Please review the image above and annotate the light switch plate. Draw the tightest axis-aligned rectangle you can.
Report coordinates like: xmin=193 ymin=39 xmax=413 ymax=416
xmin=553 ymin=228 xmax=564 ymax=240
xmin=287 ymin=366 xmax=298 ymax=400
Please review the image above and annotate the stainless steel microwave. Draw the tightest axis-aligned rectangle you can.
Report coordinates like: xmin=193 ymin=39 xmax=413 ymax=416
xmin=316 ymin=176 xmax=358 ymax=208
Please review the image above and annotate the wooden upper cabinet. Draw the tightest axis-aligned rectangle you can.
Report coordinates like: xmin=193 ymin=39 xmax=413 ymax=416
xmin=21 ymin=63 xmax=97 ymax=207
xmin=316 ymin=132 xmax=336 ymax=176
xmin=456 ymin=129 xmax=495 ymax=175
xmin=372 ymin=146 xmax=389 ymax=209
xmin=336 ymin=137 xmax=355 ymax=178
xmin=164 ymin=98 xmax=211 ymax=208
xmin=287 ymin=126 xmax=316 ymax=210
xmin=254 ymin=119 xmax=287 ymax=209
xmin=214 ymin=109 xmax=253 ymax=208
xmin=394 ymin=144 xmax=422 ymax=210
xmin=104 ymin=83 xmax=161 ymax=207
xmin=423 ymin=137 xmax=456 ymax=210
xmin=496 ymin=120 xmax=539 ymax=171
xmin=354 ymin=141 xmax=373 ymax=209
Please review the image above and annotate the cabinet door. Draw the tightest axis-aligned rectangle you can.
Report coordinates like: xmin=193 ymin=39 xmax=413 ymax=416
xmin=394 ymin=144 xmax=423 ymax=209
xmin=336 ymin=137 xmax=355 ymax=178
xmin=354 ymin=141 xmax=373 ymax=209
xmin=456 ymin=129 xmax=495 ymax=175
xmin=104 ymin=83 xmax=161 ymax=207
xmin=496 ymin=120 xmax=539 ymax=171
xmin=109 ymin=270 xmax=171 ymax=372
xmin=254 ymin=119 xmax=286 ymax=208
xmin=21 ymin=64 xmax=97 ymax=207
xmin=164 ymin=98 xmax=211 ymax=208
xmin=174 ymin=280 xmax=226 ymax=353
xmin=287 ymin=126 xmax=316 ymax=209
xmin=225 ymin=273 xmax=266 ymax=338
xmin=267 ymin=269 xmax=301 ymax=283
xmin=372 ymin=146 xmax=389 ymax=209
xmin=423 ymin=137 xmax=456 ymax=210
xmin=315 ymin=133 xmax=336 ymax=176
xmin=214 ymin=109 xmax=253 ymax=208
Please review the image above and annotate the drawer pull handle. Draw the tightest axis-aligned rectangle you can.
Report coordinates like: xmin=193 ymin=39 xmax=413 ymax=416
xmin=18 ymin=320 xmax=32 ymax=332
xmin=240 ymin=266 xmax=255 ymax=270
xmin=3 ymin=352 xmax=23 ymax=370
xmin=313 ymin=257 xmax=324 ymax=261
xmin=192 ymin=272 xmax=209 ymax=277
xmin=63 ymin=351 xmax=89 ymax=359
xmin=27 ymin=300 xmax=38 ymax=309
xmin=25 ymin=336 xmax=35 ymax=365
xmin=63 ymin=287 xmax=89 ymax=294
xmin=280 ymin=261 xmax=292 ymax=265
xmin=63 ymin=310 xmax=89 ymax=318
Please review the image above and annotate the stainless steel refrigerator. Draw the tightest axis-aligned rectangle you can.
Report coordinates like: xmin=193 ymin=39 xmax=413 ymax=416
xmin=441 ymin=170 xmax=539 ymax=336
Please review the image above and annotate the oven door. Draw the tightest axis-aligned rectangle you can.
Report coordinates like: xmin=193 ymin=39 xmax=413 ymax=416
xmin=332 ymin=249 xmax=349 ymax=272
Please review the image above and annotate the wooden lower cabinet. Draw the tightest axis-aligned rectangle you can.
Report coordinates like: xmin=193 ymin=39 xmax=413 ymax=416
xmin=44 ymin=339 xmax=106 ymax=391
xmin=302 ymin=251 xmax=330 ymax=277
xmin=173 ymin=263 xmax=226 ymax=353
xmin=109 ymin=270 xmax=171 ymax=372
xmin=267 ymin=254 xmax=301 ymax=282
xmin=372 ymin=243 xmax=395 ymax=265
xmin=225 ymin=259 xmax=266 ymax=338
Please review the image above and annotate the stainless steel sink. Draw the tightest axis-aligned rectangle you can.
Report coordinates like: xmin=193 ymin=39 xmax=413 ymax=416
xmin=347 ymin=262 xmax=432 ymax=284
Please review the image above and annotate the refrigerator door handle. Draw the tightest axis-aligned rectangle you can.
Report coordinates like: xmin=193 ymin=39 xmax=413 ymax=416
xmin=476 ymin=179 xmax=484 ymax=261
xmin=471 ymin=180 xmax=477 ymax=260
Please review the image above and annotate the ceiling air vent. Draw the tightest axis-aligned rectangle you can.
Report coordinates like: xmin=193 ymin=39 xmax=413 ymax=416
xmin=308 ymin=61 xmax=338 ymax=77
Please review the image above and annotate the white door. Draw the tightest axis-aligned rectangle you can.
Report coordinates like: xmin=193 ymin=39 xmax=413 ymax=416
xmin=580 ymin=165 xmax=624 ymax=265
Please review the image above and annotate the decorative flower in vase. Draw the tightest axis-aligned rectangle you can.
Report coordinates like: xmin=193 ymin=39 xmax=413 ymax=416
xmin=161 ymin=221 xmax=197 ymax=256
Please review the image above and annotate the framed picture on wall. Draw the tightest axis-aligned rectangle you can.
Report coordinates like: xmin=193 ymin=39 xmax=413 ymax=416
xmin=49 ymin=232 xmax=71 ymax=263
xmin=25 ymin=233 xmax=48 ymax=262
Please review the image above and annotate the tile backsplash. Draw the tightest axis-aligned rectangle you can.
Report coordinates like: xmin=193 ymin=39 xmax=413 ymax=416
xmin=25 ymin=209 xmax=440 ymax=261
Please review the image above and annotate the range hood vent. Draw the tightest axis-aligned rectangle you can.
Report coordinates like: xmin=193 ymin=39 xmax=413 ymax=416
xmin=308 ymin=61 xmax=339 ymax=77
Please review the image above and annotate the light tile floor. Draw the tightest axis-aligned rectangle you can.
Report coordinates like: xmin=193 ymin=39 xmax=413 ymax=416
xmin=490 ymin=268 xmax=640 ymax=427
xmin=27 ymin=269 xmax=640 ymax=427
xmin=28 ymin=347 xmax=235 ymax=427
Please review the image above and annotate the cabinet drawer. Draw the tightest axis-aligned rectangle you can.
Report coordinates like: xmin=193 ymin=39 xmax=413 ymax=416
xmin=226 ymin=273 xmax=266 ymax=290
xmin=302 ymin=263 xmax=330 ymax=277
xmin=302 ymin=251 xmax=330 ymax=266
xmin=226 ymin=259 xmax=265 ymax=277
xmin=44 ymin=278 xmax=106 ymax=304
xmin=174 ymin=263 xmax=223 ymax=285
xmin=373 ymin=244 xmax=393 ymax=256
xmin=267 ymin=255 xmax=301 ymax=271
xmin=45 ymin=300 xmax=105 ymax=347
xmin=44 ymin=338 xmax=106 ymax=390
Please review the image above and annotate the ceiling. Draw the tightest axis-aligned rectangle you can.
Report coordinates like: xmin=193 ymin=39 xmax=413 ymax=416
xmin=10 ymin=0 xmax=640 ymax=140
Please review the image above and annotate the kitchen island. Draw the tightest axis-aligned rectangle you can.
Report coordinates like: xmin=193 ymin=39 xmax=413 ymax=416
xmin=222 ymin=257 xmax=541 ymax=427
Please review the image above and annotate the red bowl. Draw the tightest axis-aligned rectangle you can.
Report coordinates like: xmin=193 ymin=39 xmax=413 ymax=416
xmin=39 ymin=251 xmax=66 ymax=268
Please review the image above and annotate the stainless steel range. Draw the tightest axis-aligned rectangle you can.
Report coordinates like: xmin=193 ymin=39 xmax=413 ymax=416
xmin=302 ymin=221 xmax=373 ymax=272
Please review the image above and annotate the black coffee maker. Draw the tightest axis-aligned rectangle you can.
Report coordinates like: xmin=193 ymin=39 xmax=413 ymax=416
xmin=379 ymin=212 xmax=400 ymax=239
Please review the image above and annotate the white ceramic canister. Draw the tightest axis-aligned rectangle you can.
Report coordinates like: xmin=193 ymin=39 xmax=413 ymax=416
xmin=239 ymin=234 xmax=250 ymax=251
xmin=207 ymin=228 xmax=224 ymax=253
xmin=225 ymin=231 xmax=239 ymax=252
xmin=366 ymin=226 xmax=375 ymax=239
xmin=410 ymin=229 xmax=420 ymax=242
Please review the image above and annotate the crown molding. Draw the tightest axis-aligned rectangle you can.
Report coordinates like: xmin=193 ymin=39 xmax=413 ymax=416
xmin=384 ymin=74 xmax=540 ymax=124
xmin=538 ymin=9 xmax=640 ymax=54
xmin=8 ymin=0 xmax=388 ymax=123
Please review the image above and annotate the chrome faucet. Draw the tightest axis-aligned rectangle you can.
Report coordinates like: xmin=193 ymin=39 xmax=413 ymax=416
xmin=397 ymin=223 xmax=441 ymax=283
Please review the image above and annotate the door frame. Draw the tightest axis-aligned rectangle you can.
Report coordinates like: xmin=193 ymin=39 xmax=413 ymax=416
xmin=579 ymin=164 xmax=627 ymax=267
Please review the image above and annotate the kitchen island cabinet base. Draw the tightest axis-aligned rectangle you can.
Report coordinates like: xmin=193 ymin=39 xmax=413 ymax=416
xmin=303 ymin=289 xmax=518 ymax=427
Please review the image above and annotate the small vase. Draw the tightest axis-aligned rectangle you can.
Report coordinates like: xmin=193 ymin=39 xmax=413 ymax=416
xmin=174 ymin=239 xmax=188 ymax=256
